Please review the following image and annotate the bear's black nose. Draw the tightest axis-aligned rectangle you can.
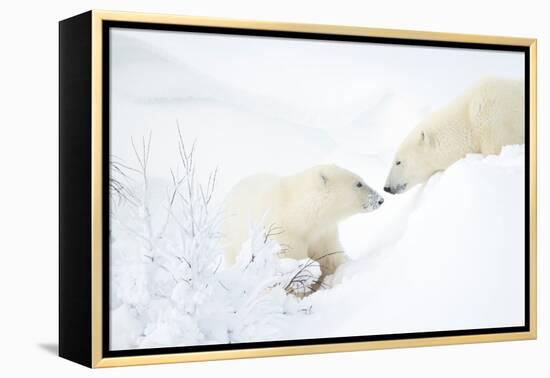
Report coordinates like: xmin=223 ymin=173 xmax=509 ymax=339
xmin=383 ymin=186 xmax=392 ymax=193
xmin=378 ymin=198 xmax=384 ymax=205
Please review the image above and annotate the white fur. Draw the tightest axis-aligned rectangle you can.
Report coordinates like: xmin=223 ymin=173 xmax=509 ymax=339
xmin=384 ymin=78 xmax=524 ymax=194
xmin=222 ymin=165 xmax=383 ymax=276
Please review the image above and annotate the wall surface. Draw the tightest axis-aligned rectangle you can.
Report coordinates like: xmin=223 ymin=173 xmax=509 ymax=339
xmin=1 ymin=0 xmax=547 ymax=376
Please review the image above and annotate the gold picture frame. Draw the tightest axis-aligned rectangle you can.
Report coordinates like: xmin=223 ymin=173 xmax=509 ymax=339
xmin=59 ymin=10 xmax=537 ymax=368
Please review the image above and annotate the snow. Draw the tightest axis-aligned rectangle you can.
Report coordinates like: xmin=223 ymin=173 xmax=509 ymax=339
xmin=288 ymin=146 xmax=525 ymax=338
xmin=110 ymin=131 xmax=320 ymax=349
xmin=108 ymin=28 xmax=525 ymax=349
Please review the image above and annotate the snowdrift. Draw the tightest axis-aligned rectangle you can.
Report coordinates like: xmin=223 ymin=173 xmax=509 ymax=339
xmin=284 ymin=145 xmax=526 ymax=339
xmin=110 ymin=144 xmax=525 ymax=348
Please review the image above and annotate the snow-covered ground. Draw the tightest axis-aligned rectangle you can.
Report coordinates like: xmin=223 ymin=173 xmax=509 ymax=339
xmin=108 ymin=28 xmax=525 ymax=349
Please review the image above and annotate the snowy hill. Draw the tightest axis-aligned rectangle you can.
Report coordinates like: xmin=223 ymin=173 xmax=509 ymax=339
xmin=288 ymin=145 xmax=525 ymax=339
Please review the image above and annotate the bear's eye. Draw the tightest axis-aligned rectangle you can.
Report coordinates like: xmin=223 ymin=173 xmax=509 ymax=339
xmin=356 ymin=182 xmax=363 ymax=188
xmin=396 ymin=161 xmax=401 ymax=166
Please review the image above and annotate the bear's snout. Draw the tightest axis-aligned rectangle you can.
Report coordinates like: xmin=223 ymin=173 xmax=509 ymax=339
xmin=362 ymin=191 xmax=384 ymax=212
xmin=384 ymin=184 xmax=407 ymax=195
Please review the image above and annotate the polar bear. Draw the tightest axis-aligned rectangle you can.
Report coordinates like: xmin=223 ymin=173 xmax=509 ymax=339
xmin=384 ymin=78 xmax=524 ymax=194
xmin=222 ymin=165 xmax=384 ymax=277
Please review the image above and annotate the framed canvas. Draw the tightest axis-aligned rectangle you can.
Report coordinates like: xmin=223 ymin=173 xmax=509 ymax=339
xmin=59 ymin=10 xmax=537 ymax=368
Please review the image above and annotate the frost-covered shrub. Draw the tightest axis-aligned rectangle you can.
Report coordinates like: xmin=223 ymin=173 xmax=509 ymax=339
xmin=110 ymin=128 xmax=318 ymax=349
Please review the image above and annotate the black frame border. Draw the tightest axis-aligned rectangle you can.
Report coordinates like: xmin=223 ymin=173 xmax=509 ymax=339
xmin=59 ymin=10 xmax=93 ymax=367
xmin=101 ymin=20 xmax=531 ymax=359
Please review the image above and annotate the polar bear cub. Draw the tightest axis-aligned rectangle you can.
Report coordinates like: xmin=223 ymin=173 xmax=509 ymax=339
xmin=222 ymin=165 xmax=384 ymax=276
xmin=384 ymin=78 xmax=524 ymax=194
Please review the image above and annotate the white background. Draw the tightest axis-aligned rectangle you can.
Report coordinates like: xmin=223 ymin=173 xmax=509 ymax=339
xmin=0 ymin=0 xmax=547 ymax=376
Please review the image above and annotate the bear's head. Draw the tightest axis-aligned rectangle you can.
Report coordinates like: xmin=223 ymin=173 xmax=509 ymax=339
xmin=384 ymin=128 xmax=441 ymax=194
xmin=312 ymin=165 xmax=384 ymax=220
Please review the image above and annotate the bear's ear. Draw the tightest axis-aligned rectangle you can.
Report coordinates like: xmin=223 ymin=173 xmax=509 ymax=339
xmin=420 ymin=130 xmax=437 ymax=147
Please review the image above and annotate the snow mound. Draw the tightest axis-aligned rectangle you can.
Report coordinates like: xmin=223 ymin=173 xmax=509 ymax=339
xmin=282 ymin=145 xmax=526 ymax=338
